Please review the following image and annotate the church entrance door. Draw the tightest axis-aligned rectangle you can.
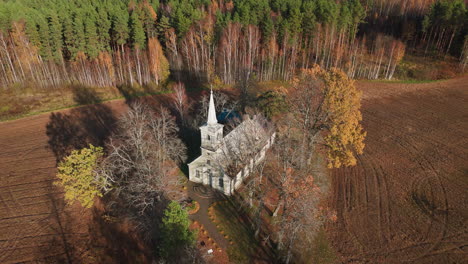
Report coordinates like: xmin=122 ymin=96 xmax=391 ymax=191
xmin=208 ymin=172 xmax=213 ymax=188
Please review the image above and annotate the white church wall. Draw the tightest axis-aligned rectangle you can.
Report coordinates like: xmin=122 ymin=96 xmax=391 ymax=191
xmin=188 ymin=91 xmax=277 ymax=196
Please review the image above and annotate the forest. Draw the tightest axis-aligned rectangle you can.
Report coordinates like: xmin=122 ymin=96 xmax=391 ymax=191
xmin=0 ymin=0 xmax=466 ymax=90
xmin=1 ymin=1 xmax=467 ymax=263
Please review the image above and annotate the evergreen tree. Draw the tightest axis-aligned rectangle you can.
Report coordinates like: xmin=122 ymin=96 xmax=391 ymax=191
xmin=96 ymin=5 xmax=111 ymax=52
xmin=157 ymin=14 xmax=171 ymax=39
xmin=36 ymin=16 xmax=52 ymax=60
xmin=84 ymin=14 xmax=99 ymax=58
xmin=72 ymin=10 xmax=86 ymax=59
xmin=141 ymin=3 xmax=157 ymax=38
xmin=47 ymin=13 xmax=62 ymax=62
xmin=111 ymin=7 xmax=129 ymax=48
xmin=130 ymin=10 xmax=146 ymax=49
xmin=24 ymin=16 xmax=41 ymax=49
xmin=61 ymin=13 xmax=75 ymax=60
xmin=159 ymin=201 xmax=195 ymax=259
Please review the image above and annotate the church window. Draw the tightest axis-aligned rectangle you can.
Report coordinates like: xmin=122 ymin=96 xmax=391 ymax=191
xmin=207 ymin=135 xmax=211 ymax=141
xmin=219 ymin=177 xmax=224 ymax=188
xmin=207 ymin=160 xmax=211 ymax=165
xmin=196 ymin=170 xmax=200 ymax=178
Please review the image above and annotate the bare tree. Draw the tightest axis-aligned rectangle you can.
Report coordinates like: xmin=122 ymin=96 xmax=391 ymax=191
xmin=99 ymin=102 xmax=186 ymax=218
xmin=270 ymin=146 xmax=327 ymax=263
xmin=265 ymin=114 xmax=330 ymax=263
xmin=290 ymin=66 xmax=365 ymax=168
xmin=172 ymin=82 xmax=191 ymax=125
xmin=217 ymin=114 xmax=274 ymax=176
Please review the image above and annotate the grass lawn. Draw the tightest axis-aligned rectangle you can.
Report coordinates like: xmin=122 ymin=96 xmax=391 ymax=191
xmin=0 ymin=83 xmax=171 ymax=122
xmin=210 ymin=200 xmax=263 ymax=263
xmin=393 ymin=53 xmax=461 ymax=81
xmin=306 ymin=228 xmax=338 ymax=264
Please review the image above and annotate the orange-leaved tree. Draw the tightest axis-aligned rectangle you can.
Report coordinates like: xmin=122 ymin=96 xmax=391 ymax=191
xmin=290 ymin=65 xmax=366 ymax=168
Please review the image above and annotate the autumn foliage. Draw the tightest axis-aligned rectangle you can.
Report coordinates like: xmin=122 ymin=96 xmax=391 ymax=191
xmin=55 ymin=144 xmax=104 ymax=208
xmin=319 ymin=68 xmax=366 ymax=168
xmin=291 ymin=66 xmax=366 ymax=168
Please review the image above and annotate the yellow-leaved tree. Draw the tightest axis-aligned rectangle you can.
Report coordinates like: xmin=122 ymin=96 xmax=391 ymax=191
xmin=290 ymin=65 xmax=366 ymax=168
xmin=320 ymin=68 xmax=366 ymax=168
xmin=55 ymin=144 xmax=104 ymax=208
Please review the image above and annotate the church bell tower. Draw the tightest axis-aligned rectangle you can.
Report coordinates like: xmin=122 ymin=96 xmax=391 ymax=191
xmin=200 ymin=89 xmax=224 ymax=153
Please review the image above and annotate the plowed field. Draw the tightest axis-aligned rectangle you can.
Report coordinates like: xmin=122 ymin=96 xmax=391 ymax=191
xmin=0 ymin=100 xmax=138 ymax=263
xmin=329 ymin=77 xmax=468 ymax=263
xmin=0 ymin=76 xmax=466 ymax=263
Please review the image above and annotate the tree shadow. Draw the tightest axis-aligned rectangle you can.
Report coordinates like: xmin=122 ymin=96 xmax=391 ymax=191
xmin=71 ymin=84 xmax=102 ymax=105
xmin=116 ymin=84 xmax=145 ymax=104
xmin=170 ymin=69 xmax=207 ymax=91
xmin=216 ymin=194 xmax=278 ymax=263
xmin=90 ymin=195 xmax=180 ymax=263
xmin=116 ymin=83 xmax=167 ymax=105
xmin=33 ymin=182 xmax=88 ymax=263
xmin=87 ymin=200 xmax=154 ymax=263
xmin=46 ymin=87 xmax=117 ymax=162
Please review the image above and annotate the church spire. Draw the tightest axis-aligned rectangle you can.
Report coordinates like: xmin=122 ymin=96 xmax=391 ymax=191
xmin=207 ymin=88 xmax=218 ymax=125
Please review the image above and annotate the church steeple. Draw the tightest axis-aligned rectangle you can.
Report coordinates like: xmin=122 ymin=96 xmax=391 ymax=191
xmin=199 ymin=88 xmax=223 ymax=152
xmin=207 ymin=89 xmax=218 ymax=125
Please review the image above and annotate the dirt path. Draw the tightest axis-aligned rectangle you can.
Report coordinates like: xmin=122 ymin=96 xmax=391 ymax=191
xmin=188 ymin=182 xmax=229 ymax=249
xmin=328 ymin=76 xmax=468 ymax=263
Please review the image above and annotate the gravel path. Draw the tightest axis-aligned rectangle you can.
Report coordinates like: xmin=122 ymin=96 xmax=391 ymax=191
xmin=188 ymin=182 xmax=229 ymax=249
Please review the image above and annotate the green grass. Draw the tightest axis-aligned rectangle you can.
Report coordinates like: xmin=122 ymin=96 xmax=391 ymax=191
xmin=0 ymin=84 xmax=171 ymax=122
xmin=0 ymin=105 xmax=10 ymax=114
xmin=392 ymin=53 xmax=460 ymax=81
xmin=307 ymin=228 xmax=338 ymax=264
xmin=211 ymin=200 xmax=261 ymax=263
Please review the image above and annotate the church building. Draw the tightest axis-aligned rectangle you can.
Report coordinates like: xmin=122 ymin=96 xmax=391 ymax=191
xmin=188 ymin=90 xmax=276 ymax=195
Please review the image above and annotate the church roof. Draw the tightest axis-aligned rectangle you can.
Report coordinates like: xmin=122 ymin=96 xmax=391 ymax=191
xmin=216 ymin=115 xmax=272 ymax=175
xmin=189 ymin=91 xmax=274 ymax=178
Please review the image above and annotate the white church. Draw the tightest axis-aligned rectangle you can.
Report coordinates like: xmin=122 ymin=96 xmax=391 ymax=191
xmin=188 ymin=90 xmax=276 ymax=195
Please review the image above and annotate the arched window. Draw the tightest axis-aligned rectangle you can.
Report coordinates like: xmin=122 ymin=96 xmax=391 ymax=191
xmin=219 ymin=177 xmax=224 ymax=189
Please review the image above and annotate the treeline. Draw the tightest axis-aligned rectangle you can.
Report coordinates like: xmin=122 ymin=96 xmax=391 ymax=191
xmin=0 ymin=0 xmax=169 ymax=88
xmin=0 ymin=0 xmax=466 ymax=90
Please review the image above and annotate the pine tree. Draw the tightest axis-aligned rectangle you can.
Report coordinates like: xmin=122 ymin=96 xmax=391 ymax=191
xmin=84 ymin=14 xmax=99 ymax=58
xmin=37 ymin=16 xmax=52 ymax=60
xmin=96 ymin=5 xmax=111 ymax=52
xmin=129 ymin=10 xmax=146 ymax=49
xmin=72 ymin=11 xmax=86 ymax=59
xmin=159 ymin=201 xmax=195 ymax=259
xmin=47 ymin=13 xmax=62 ymax=62
xmin=141 ymin=2 xmax=157 ymax=38
xmin=111 ymin=7 xmax=129 ymax=48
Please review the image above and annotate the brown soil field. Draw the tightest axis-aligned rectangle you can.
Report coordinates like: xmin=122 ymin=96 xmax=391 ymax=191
xmin=0 ymin=76 xmax=467 ymax=263
xmin=329 ymin=76 xmax=468 ymax=263
xmin=0 ymin=99 xmax=154 ymax=263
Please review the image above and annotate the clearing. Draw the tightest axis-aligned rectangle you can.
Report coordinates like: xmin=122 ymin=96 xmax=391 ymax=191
xmin=0 ymin=76 xmax=466 ymax=263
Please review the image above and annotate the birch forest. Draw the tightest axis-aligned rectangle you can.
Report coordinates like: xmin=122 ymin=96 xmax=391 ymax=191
xmin=0 ymin=0 xmax=466 ymax=90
